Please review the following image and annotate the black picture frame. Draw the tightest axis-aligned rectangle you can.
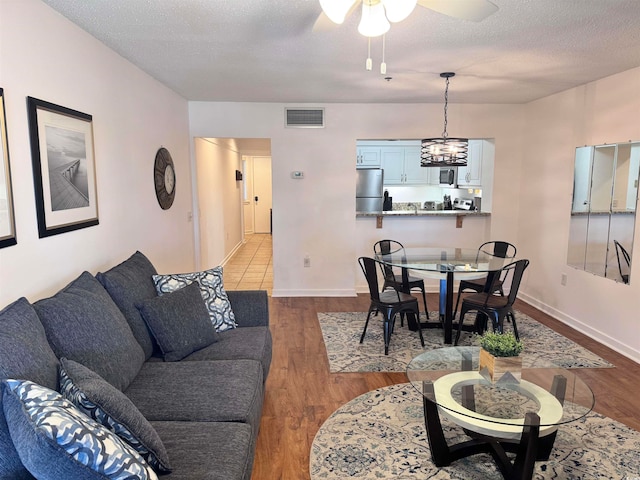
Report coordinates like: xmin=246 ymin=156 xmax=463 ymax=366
xmin=0 ymin=88 xmax=17 ymax=248
xmin=27 ymin=97 xmax=98 ymax=238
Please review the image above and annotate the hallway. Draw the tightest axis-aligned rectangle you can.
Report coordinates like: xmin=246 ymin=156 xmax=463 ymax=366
xmin=223 ymin=234 xmax=273 ymax=295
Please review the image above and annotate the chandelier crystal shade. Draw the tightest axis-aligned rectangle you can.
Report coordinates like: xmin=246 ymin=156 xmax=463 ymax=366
xmin=421 ymin=72 xmax=468 ymax=167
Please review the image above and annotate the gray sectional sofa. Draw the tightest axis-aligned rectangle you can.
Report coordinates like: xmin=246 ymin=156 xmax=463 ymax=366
xmin=0 ymin=251 xmax=272 ymax=480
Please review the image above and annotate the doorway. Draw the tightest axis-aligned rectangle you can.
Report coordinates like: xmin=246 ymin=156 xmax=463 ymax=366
xmin=252 ymin=156 xmax=272 ymax=233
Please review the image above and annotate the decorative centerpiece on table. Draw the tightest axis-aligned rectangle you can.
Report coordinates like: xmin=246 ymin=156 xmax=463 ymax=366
xmin=478 ymin=332 xmax=523 ymax=383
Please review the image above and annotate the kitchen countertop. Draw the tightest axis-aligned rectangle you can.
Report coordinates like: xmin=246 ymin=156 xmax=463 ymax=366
xmin=357 ymin=210 xmax=490 ymax=217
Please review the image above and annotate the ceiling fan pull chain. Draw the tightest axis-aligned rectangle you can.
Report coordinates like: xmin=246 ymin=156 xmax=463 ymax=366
xmin=366 ymin=36 xmax=372 ymax=71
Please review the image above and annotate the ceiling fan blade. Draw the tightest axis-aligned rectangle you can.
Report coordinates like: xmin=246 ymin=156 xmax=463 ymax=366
xmin=417 ymin=0 xmax=498 ymax=22
xmin=313 ymin=0 xmax=361 ymax=32
xmin=313 ymin=11 xmax=338 ymax=32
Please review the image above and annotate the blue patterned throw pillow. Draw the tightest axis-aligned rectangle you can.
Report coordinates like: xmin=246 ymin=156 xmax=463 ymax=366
xmin=59 ymin=358 xmax=171 ymax=473
xmin=153 ymin=266 xmax=237 ymax=331
xmin=2 ymin=379 xmax=158 ymax=480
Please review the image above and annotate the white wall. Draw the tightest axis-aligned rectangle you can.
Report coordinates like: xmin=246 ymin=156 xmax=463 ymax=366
xmin=0 ymin=0 xmax=193 ymax=306
xmin=189 ymin=102 xmax=524 ymax=297
xmin=518 ymin=67 xmax=640 ymax=362
xmin=194 ymin=138 xmax=243 ymax=269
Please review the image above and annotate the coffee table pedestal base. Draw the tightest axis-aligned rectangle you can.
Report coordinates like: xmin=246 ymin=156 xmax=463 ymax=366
xmin=424 ymin=396 xmax=548 ymax=480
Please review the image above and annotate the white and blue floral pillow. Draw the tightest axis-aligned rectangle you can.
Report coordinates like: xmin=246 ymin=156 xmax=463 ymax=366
xmin=2 ymin=379 xmax=158 ymax=480
xmin=152 ymin=266 xmax=237 ymax=332
xmin=58 ymin=359 xmax=171 ymax=473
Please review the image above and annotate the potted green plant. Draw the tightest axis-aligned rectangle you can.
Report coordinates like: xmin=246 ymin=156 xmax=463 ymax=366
xmin=478 ymin=332 xmax=523 ymax=383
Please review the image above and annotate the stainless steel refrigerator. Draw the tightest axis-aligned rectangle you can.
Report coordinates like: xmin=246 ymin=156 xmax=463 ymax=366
xmin=356 ymin=168 xmax=384 ymax=212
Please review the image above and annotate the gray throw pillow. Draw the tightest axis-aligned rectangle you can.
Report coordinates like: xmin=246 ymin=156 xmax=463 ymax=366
xmin=96 ymin=251 xmax=159 ymax=359
xmin=0 ymin=297 xmax=57 ymax=480
xmin=2 ymin=379 xmax=158 ymax=480
xmin=137 ymin=282 xmax=219 ymax=361
xmin=153 ymin=266 xmax=237 ymax=332
xmin=33 ymin=271 xmax=145 ymax=392
xmin=59 ymin=358 xmax=171 ymax=473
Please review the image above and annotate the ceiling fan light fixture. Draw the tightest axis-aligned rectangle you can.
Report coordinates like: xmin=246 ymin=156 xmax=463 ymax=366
xmin=421 ymin=72 xmax=468 ymax=167
xmin=381 ymin=0 xmax=417 ymax=23
xmin=358 ymin=1 xmax=390 ymax=37
xmin=319 ymin=0 xmax=353 ymax=24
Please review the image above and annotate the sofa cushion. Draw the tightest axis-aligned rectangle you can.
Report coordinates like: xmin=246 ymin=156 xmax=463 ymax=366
xmin=182 ymin=326 xmax=272 ymax=381
xmin=137 ymin=283 xmax=219 ymax=362
xmin=151 ymin=421 xmax=254 ymax=480
xmin=0 ymin=297 xmax=58 ymax=480
xmin=153 ymin=266 xmax=237 ymax=332
xmin=59 ymin=358 xmax=171 ymax=473
xmin=2 ymin=379 xmax=157 ymax=480
xmin=96 ymin=251 xmax=159 ymax=359
xmin=33 ymin=271 xmax=145 ymax=392
xmin=124 ymin=360 xmax=264 ymax=439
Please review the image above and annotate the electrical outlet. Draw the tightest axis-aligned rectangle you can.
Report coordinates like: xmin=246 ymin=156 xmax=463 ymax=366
xmin=561 ymin=273 xmax=567 ymax=286
xmin=304 ymin=255 xmax=311 ymax=268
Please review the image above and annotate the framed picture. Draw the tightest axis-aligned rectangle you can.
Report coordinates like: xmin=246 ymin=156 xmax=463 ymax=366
xmin=0 ymin=88 xmax=17 ymax=248
xmin=27 ymin=97 xmax=98 ymax=238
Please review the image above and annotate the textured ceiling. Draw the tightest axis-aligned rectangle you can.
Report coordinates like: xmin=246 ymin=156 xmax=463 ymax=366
xmin=41 ymin=0 xmax=640 ymax=104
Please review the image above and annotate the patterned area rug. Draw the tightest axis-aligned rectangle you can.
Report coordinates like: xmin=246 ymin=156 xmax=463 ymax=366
xmin=317 ymin=311 xmax=613 ymax=372
xmin=310 ymin=383 xmax=640 ymax=479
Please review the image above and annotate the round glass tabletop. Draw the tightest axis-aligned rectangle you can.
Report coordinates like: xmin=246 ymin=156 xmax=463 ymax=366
xmin=374 ymin=247 xmax=511 ymax=273
xmin=406 ymin=347 xmax=595 ymax=431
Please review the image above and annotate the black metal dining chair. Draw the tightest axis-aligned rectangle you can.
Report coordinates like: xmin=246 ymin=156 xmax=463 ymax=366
xmin=454 ymin=259 xmax=530 ymax=345
xmin=373 ymin=239 xmax=429 ymax=320
xmin=453 ymin=240 xmax=517 ymax=316
xmin=614 ymin=240 xmax=630 ymax=284
xmin=358 ymin=256 xmax=425 ymax=355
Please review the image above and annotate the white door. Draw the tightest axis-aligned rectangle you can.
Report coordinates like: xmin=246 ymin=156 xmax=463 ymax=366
xmin=253 ymin=156 xmax=272 ymax=233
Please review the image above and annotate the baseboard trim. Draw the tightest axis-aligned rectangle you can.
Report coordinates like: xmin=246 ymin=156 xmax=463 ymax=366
xmin=518 ymin=292 xmax=640 ymax=364
xmin=272 ymin=289 xmax=357 ymax=297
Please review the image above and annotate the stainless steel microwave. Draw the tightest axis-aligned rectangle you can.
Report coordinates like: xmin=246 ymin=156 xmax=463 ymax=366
xmin=439 ymin=167 xmax=457 ymax=186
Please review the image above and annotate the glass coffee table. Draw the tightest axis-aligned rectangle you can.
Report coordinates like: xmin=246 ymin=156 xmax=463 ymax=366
xmin=406 ymin=347 xmax=595 ymax=480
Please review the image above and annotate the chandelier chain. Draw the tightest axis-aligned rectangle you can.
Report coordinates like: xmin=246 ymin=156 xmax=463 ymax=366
xmin=442 ymin=75 xmax=449 ymax=139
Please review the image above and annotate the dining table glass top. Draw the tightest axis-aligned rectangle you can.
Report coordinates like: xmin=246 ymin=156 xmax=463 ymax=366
xmin=374 ymin=247 xmax=512 ymax=274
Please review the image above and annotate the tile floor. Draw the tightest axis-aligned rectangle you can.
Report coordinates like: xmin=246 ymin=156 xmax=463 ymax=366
xmin=223 ymin=234 xmax=273 ymax=295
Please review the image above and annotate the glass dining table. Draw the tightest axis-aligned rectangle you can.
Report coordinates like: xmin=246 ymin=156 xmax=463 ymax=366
xmin=374 ymin=247 xmax=513 ymax=344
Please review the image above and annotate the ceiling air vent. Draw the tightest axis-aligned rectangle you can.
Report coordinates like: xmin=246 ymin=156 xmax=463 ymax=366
xmin=285 ymin=108 xmax=324 ymax=128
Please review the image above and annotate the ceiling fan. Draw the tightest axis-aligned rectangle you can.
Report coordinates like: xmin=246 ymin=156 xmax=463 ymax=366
xmin=315 ymin=0 xmax=499 ymax=34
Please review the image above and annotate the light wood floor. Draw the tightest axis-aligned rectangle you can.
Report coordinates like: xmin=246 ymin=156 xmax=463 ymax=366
xmin=226 ymin=237 xmax=640 ymax=480
xmin=223 ymin=234 xmax=273 ymax=294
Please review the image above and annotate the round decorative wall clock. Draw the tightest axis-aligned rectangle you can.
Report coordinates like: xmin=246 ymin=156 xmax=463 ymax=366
xmin=153 ymin=147 xmax=175 ymax=210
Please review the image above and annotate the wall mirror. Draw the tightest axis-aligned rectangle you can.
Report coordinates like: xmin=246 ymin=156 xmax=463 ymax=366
xmin=567 ymin=141 xmax=640 ymax=283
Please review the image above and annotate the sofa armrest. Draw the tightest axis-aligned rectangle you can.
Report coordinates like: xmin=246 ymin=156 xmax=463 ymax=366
xmin=226 ymin=290 xmax=269 ymax=328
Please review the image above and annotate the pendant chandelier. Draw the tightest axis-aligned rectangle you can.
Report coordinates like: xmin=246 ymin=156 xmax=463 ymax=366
xmin=421 ymin=72 xmax=468 ymax=167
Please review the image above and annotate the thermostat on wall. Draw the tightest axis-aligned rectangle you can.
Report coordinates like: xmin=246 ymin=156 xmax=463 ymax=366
xmin=291 ymin=171 xmax=304 ymax=179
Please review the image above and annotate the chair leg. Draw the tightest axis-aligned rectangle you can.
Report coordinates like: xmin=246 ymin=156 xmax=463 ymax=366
xmin=420 ymin=287 xmax=429 ymax=320
xmin=383 ymin=315 xmax=393 ymax=355
xmin=360 ymin=309 xmax=374 ymax=343
xmin=454 ymin=308 xmax=467 ymax=345
xmin=509 ymin=311 xmax=520 ymax=340
xmin=415 ymin=309 xmax=425 ymax=347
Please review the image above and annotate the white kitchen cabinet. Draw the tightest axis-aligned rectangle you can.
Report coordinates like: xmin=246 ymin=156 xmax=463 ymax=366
xmin=381 ymin=144 xmax=430 ymax=185
xmin=356 ymin=146 xmax=382 ymax=168
xmin=457 ymin=140 xmax=482 ymax=187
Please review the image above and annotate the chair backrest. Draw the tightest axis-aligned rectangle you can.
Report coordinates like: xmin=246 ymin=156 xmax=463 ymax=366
xmin=373 ymin=239 xmax=405 ymax=279
xmin=501 ymin=259 xmax=530 ymax=305
xmin=478 ymin=241 xmax=517 ymax=259
xmin=358 ymin=257 xmax=382 ymax=301
xmin=614 ymin=240 xmax=631 ymax=283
